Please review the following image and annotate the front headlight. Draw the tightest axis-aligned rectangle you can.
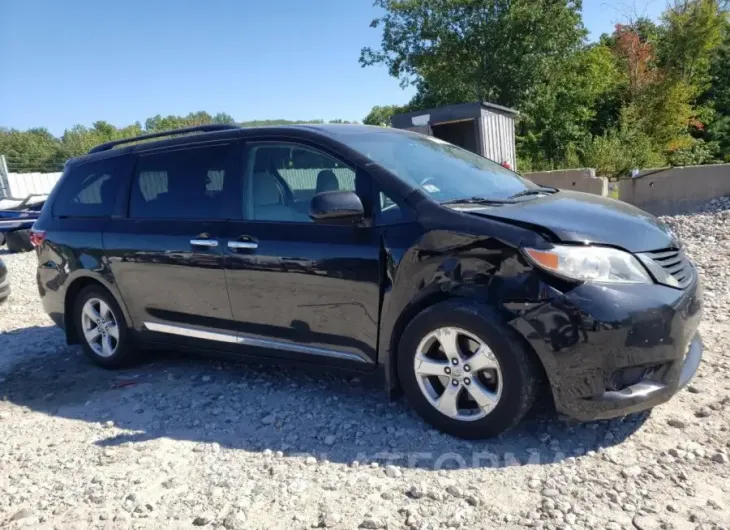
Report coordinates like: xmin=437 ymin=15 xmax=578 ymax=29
xmin=524 ymin=245 xmax=653 ymax=284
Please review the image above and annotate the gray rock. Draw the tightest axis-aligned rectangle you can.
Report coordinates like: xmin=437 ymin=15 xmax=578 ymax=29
xmin=445 ymin=484 xmax=462 ymax=497
xmin=222 ymin=510 xmax=248 ymax=529
xmin=667 ymin=418 xmax=687 ymax=429
xmin=193 ymin=513 xmax=214 ymax=526
xmin=465 ymin=494 xmax=481 ymax=506
xmin=622 ymin=466 xmax=642 ymax=478
xmin=261 ymin=414 xmax=276 ymax=425
xmin=407 ymin=484 xmax=425 ymax=499
xmin=632 ymin=514 xmax=663 ymax=530
xmin=384 ymin=465 xmax=402 ymax=478
xmin=320 ymin=511 xmax=343 ymax=528
xmin=711 ymin=453 xmax=729 ymax=464
xmin=542 ymin=488 xmax=560 ymax=498
xmin=359 ymin=516 xmax=385 ymax=529
xmin=10 ymin=508 xmax=33 ymax=521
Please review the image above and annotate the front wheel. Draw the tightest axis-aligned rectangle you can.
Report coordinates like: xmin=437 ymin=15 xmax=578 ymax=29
xmin=74 ymin=286 xmax=138 ymax=368
xmin=397 ymin=300 xmax=540 ymax=439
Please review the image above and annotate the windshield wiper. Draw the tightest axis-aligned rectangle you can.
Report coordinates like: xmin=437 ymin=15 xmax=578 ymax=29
xmin=507 ymin=187 xmax=559 ymax=199
xmin=441 ymin=197 xmax=512 ymax=206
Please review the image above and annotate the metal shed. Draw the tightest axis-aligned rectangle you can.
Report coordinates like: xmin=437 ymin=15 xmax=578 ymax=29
xmin=390 ymin=101 xmax=519 ymax=170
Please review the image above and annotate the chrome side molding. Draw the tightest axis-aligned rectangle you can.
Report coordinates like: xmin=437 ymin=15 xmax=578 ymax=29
xmin=144 ymin=321 xmax=238 ymax=343
xmin=142 ymin=321 xmax=369 ymax=363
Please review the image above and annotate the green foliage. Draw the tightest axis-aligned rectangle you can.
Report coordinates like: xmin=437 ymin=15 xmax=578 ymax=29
xmin=0 ymin=113 xmax=356 ymax=173
xmin=363 ymin=0 xmax=730 ymax=170
xmin=637 ymin=76 xmax=695 ymax=151
xmin=575 ymin=107 xmax=666 ymax=178
xmin=361 ymin=0 xmax=587 ymax=110
xmin=659 ymin=0 xmax=727 ymax=91
xmin=362 ymin=104 xmax=407 ymax=126
xmin=517 ymin=44 xmax=623 ymax=166
xmin=706 ymin=115 xmax=730 ymax=158
xmin=0 ymin=128 xmax=67 ymax=173
xmin=667 ymin=138 xmax=719 ymax=165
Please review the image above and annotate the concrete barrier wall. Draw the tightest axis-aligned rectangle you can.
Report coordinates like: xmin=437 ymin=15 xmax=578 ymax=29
xmin=523 ymin=168 xmax=608 ymax=196
xmin=619 ymin=164 xmax=730 ymax=216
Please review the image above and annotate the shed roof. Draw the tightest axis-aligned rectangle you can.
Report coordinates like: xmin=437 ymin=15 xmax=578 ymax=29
xmin=390 ymin=101 xmax=518 ymax=129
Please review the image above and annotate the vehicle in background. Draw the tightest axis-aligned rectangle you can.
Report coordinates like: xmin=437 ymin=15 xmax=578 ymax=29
xmin=31 ymin=124 xmax=703 ymax=439
xmin=0 ymin=194 xmax=47 ymax=252
xmin=0 ymin=258 xmax=9 ymax=304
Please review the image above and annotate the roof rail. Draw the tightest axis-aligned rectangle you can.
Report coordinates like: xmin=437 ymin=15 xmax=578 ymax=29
xmin=87 ymin=124 xmax=240 ymax=154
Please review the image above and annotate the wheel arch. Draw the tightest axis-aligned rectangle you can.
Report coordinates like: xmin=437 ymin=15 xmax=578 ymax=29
xmin=64 ymin=275 xmax=132 ymax=345
xmin=384 ymin=291 xmax=453 ymax=398
xmin=385 ymin=295 xmax=551 ymax=407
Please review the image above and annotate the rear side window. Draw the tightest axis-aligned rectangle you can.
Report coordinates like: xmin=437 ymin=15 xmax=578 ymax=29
xmin=129 ymin=145 xmax=235 ymax=220
xmin=52 ymin=158 xmax=125 ymax=218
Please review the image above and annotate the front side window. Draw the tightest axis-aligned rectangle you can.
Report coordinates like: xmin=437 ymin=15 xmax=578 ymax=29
xmin=129 ymin=145 xmax=233 ymax=220
xmin=244 ymin=143 xmax=356 ymax=223
xmin=332 ymin=129 xmax=536 ymax=203
xmin=53 ymin=158 xmax=125 ymax=218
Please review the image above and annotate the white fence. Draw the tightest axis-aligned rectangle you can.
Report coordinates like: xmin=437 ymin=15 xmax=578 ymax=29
xmin=6 ymin=172 xmax=62 ymax=198
xmin=0 ymin=155 xmax=62 ymax=200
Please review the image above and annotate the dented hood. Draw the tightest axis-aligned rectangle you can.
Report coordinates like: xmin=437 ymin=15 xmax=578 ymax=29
xmin=463 ymin=191 xmax=678 ymax=253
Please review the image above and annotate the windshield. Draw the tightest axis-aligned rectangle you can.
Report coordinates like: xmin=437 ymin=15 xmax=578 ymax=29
xmin=334 ymin=128 xmax=536 ymax=202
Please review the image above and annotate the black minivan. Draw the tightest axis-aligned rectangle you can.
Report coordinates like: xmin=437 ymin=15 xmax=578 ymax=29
xmin=32 ymin=124 xmax=703 ymax=439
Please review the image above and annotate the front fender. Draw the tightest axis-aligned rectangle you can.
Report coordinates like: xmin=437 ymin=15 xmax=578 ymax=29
xmin=377 ymin=220 xmax=554 ymax=396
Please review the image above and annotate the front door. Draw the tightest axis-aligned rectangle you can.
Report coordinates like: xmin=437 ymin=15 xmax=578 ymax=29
xmin=224 ymin=141 xmax=381 ymax=365
xmin=105 ymin=142 xmax=240 ymax=340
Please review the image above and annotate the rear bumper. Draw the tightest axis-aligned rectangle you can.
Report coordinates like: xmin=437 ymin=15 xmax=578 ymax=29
xmin=511 ymin=267 xmax=703 ymax=421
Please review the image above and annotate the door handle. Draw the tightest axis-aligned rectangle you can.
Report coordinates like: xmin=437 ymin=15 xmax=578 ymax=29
xmin=228 ymin=240 xmax=258 ymax=250
xmin=190 ymin=239 xmax=219 ymax=248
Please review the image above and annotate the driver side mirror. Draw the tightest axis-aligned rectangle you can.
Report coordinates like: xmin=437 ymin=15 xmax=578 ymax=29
xmin=309 ymin=191 xmax=364 ymax=225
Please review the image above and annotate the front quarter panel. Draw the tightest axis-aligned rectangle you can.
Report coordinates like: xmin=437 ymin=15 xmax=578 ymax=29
xmin=378 ymin=209 xmax=556 ymax=395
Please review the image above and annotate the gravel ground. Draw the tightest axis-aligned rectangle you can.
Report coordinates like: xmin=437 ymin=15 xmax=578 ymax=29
xmin=1 ymin=198 xmax=729 ymax=530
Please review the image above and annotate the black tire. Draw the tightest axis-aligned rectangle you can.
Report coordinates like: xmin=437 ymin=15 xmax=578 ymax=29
xmin=73 ymin=285 xmax=138 ymax=368
xmin=5 ymin=230 xmax=33 ymax=253
xmin=397 ymin=299 xmax=540 ymax=439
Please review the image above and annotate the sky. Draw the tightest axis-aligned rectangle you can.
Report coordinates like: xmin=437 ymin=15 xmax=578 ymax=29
xmin=2 ymin=0 xmax=667 ymax=136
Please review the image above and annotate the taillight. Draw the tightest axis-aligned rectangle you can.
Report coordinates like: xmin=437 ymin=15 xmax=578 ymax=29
xmin=30 ymin=229 xmax=46 ymax=248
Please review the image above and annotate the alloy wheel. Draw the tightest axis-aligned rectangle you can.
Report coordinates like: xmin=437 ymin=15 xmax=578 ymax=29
xmin=81 ymin=298 xmax=120 ymax=358
xmin=413 ymin=327 xmax=503 ymax=421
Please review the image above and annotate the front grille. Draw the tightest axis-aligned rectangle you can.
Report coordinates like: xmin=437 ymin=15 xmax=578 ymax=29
xmin=643 ymin=248 xmax=693 ymax=288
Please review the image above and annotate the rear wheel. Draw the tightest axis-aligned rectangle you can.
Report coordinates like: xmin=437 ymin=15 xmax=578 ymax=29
xmin=5 ymin=230 xmax=33 ymax=253
xmin=74 ymin=286 xmax=138 ymax=368
xmin=397 ymin=300 xmax=539 ymax=439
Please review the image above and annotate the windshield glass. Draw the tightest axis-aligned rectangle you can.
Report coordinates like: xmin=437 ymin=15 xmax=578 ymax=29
xmin=334 ymin=128 xmax=536 ymax=202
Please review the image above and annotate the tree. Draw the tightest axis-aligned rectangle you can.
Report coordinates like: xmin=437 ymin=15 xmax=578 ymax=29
xmin=0 ymin=128 xmax=66 ymax=173
xmin=1 ymin=113 xmax=356 ymax=174
xmin=518 ymin=44 xmax=623 ymax=167
xmin=360 ymin=0 xmax=587 ymax=111
xmin=362 ymin=104 xmax=407 ymax=126
xmin=612 ymin=23 xmax=659 ymax=100
xmin=659 ymin=0 xmax=727 ymax=91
